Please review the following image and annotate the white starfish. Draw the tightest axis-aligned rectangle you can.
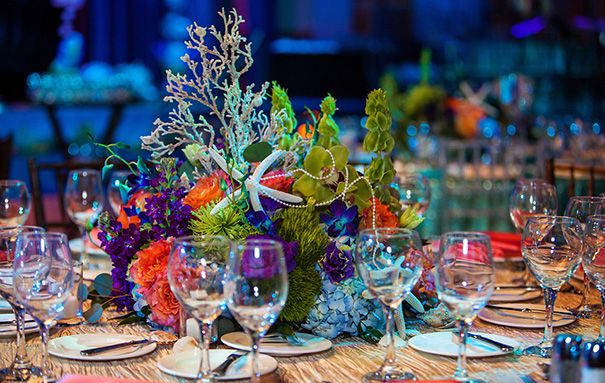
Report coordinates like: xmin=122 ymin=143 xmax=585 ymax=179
xmin=208 ymin=147 xmax=303 ymax=215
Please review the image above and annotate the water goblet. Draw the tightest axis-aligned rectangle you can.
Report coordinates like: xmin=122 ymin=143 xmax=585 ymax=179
xmin=0 ymin=225 xmax=45 ymax=382
xmin=565 ymin=196 xmax=605 ymax=317
xmin=392 ymin=174 xmax=431 ymax=216
xmin=522 ymin=216 xmax=583 ymax=357
xmin=226 ymin=239 xmax=288 ymax=383
xmin=64 ymin=169 xmax=104 ymax=265
xmin=13 ymin=232 xmax=74 ymax=383
xmin=580 ymin=215 xmax=605 ymax=340
xmin=355 ymin=228 xmax=424 ymax=382
xmin=107 ymin=170 xmax=131 ymax=215
xmin=0 ymin=180 xmax=31 ymax=226
xmin=436 ymin=232 xmax=495 ymax=383
xmin=167 ymin=235 xmax=232 ymax=383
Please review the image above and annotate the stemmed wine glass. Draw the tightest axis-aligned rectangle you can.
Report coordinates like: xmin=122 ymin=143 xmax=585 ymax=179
xmin=167 ymin=235 xmax=232 ymax=383
xmin=565 ymin=196 xmax=605 ymax=317
xmin=509 ymin=179 xmax=557 ymax=284
xmin=0 ymin=180 xmax=31 ymax=226
xmin=226 ymin=239 xmax=288 ymax=383
xmin=64 ymin=169 xmax=104 ymax=263
xmin=522 ymin=216 xmax=583 ymax=357
xmin=355 ymin=228 xmax=424 ymax=382
xmin=435 ymin=232 xmax=495 ymax=383
xmin=392 ymin=174 xmax=431 ymax=216
xmin=13 ymin=232 xmax=74 ymax=383
xmin=107 ymin=171 xmax=131 ymax=215
xmin=0 ymin=226 xmax=45 ymax=382
xmin=581 ymin=215 xmax=605 ymax=340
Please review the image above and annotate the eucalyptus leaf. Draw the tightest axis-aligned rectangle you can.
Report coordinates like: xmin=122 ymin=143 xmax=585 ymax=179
xmin=243 ymin=142 xmax=272 ymax=163
xmin=83 ymin=303 xmax=103 ymax=324
xmin=118 ymin=314 xmax=145 ymax=325
xmin=77 ymin=283 xmax=89 ymax=302
xmin=93 ymin=273 xmax=113 ymax=297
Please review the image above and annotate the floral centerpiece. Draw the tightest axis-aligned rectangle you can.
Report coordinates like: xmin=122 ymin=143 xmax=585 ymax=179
xmin=95 ymin=9 xmax=444 ymax=339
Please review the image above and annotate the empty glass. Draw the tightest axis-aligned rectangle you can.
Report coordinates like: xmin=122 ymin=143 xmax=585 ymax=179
xmin=355 ymin=228 xmax=424 ymax=382
xmin=64 ymin=169 xmax=104 ymax=263
xmin=392 ymin=174 xmax=431 ymax=216
xmin=13 ymin=232 xmax=74 ymax=383
xmin=226 ymin=239 xmax=288 ymax=383
xmin=0 ymin=180 xmax=31 ymax=227
xmin=0 ymin=226 xmax=45 ymax=382
xmin=167 ymin=235 xmax=231 ymax=383
xmin=580 ymin=215 xmax=605 ymax=340
xmin=436 ymin=232 xmax=495 ymax=383
xmin=565 ymin=196 xmax=605 ymax=317
xmin=107 ymin=171 xmax=131 ymax=215
xmin=522 ymin=216 xmax=583 ymax=357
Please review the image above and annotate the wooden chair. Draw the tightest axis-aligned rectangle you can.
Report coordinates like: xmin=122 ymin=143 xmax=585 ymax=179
xmin=545 ymin=158 xmax=605 ymax=197
xmin=0 ymin=134 xmax=12 ymax=179
xmin=27 ymin=159 xmax=103 ymax=234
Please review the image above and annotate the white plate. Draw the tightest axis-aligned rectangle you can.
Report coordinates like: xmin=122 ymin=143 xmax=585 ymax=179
xmin=48 ymin=333 xmax=157 ymax=361
xmin=489 ymin=288 xmax=541 ymax=303
xmin=158 ymin=349 xmax=277 ymax=380
xmin=221 ymin=332 xmax=332 ymax=356
xmin=69 ymin=239 xmax=108 ymax=257
xmin=478 ymin=303 xmax=576 ymax=329
xmin=0 ymin=313 xmax=38 ymax=338
xmin=409 ymin=331 xmax=520 ymax=358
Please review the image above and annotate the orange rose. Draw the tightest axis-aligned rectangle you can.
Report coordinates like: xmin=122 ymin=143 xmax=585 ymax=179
xmin=360 ymin=197 xmax=399 ymax=229
xmin=130 ymin=238 xmax=173 ymax=291
xmin=146 ymin=273 xmax=180 ymax=330
xmin=117 ymin=190 xmax=152 ymax=227
xmin=183 ymin=174 xmax=225 ymax=210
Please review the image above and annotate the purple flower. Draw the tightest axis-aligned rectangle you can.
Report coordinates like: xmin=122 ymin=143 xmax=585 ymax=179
xmin=243 ymin=234 xmax=298 ymax=279
xmin=322 ymin=241 xmax=355 ymax=283
xmin=246 ymin=210 xmax=280 ymax=236
xmin=320 ymin=200 xmax=360 ymax=238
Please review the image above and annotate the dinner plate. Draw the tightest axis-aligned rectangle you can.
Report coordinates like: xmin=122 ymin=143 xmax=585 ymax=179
xmin=221 ymin=332 xmax=332 ymax=356
xmin=0 ymin=313 xmax=38 ymax=338
xmin=69 ymin=238 xmax=108 ymax=257
xmin=158 ymin=349 xmax=277 ymax=380
xmin=48 ymin=333 xmax=157 ymax=361
xmin=409 ymin=331 xmax=519 ymax=358
xmin=489 ymin=287 xmax=541 ymax=303
xmin=478 ymin=303 xmax=576 ymax=329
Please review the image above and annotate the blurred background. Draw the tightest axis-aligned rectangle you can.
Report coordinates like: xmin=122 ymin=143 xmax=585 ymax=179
xmin=2 ymin=0 xmax=605 ymax=236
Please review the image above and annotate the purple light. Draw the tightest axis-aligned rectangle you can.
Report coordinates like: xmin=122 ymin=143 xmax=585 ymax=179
xmin=511 ymin=17 xmax=546 ymax=39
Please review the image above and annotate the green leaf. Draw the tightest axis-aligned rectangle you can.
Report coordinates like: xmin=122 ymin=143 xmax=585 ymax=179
xmin=115 ymin=142 xmax=130 ymax=149
xmin=303 ymin=146 xmax=329 ymax=176
xmin=243 ymin=142 xmax=272 ymax=163
xmin=136 ymin=156 xmax=149 ymax=174
xmin=77 ymin=283 xmax=89 ymax=302
xmin=118 ymin=183 xmax=130 ymax=204
xmin=101 ymin=163 xmax=114 ymax=180
xmin=219 ymin=178 xmax=228 ymax=192
xmin=83 ymin=303 xmax=103 ymax=324
xmin=329 ymin=145 xmax=349 ymax=170
xmin=93 ymin=273 xmax=113 ymax=297
xmin=358 ymin=324 xmax=382 ymax=344
xmin=118 ymin=314 xmax=145 ymax=325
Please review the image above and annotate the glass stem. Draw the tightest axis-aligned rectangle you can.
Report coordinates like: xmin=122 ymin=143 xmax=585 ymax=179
xmin=580 ymin=272 xmax=590 ymax=310
xmin=250 ymin=331 xmax=261 ymax=383
xmin=543 ymin=287 xmax=558 ymax=345
xmin=453 ymin=318 xmax=469 ymax=380
xmin=10 ymin=306 xmax=30 ymax=369
xmin=382 ymin=304 xmax=396 ymax=369
xmin=37 ymin=321 xmax=52 ymax=380
xmin=600 ymin=289 xmax=605 ymax=340
xmin=196 ymin=321 xmax=214 ymax=381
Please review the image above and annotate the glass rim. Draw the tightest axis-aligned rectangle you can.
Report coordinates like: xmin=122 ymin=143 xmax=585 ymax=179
xmin=587 ymin=214 xmax=605 ymax=223
xmin=440 ymin=231 xmax=490 ymax=240
xmin=526 ymin=215 xmax=580 ymax=224
xmin=0 ymin=225 xmax=44 ymax=232
xmin=567 ymin=195 xmax=605 ymax=202
xmin=358 ymin=227 xmax=419 ymax=237
xmin=238 ymin=238 xmax=284 ymax=250
xmin=0 ymin=179 xmax=26 ymax=186
xmin=173 ymin=235 xmax=231 ymax=246
xmin=19 ymin=232 xmax=68 ymax=241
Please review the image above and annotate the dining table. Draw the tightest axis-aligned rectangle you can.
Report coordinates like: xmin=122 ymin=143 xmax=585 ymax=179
xmin=0 ymin=268 xmax=598 ymax=383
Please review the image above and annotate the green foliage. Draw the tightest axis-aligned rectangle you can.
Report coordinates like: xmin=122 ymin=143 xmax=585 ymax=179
xmin=83 ymin=303 xmax=103 ymax=324
xmin=94 ymin=274 xmax=114 ymax=297
xmin=315 ymin=95 xmax=340 ymax=148
xmin=275 ymin=207 xmax=329 ymax=268
xmin=400 ymin=206 xmax=425 ymax=229
xmin=271 ymin=82 xmax=297 ymax=136
xmin=243 ymin=142 xmax=272 ymax=163
xmin=190 ymin=204 xmax=259 ymax=241
xmin=279 ymin=266 xmax=322 ymax=322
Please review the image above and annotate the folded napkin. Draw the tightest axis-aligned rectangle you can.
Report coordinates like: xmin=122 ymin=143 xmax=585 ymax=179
xmin=484 ymin=231 xmax=522 ymax=259
xmin=60 ymin=375 xmax=165 ymax=383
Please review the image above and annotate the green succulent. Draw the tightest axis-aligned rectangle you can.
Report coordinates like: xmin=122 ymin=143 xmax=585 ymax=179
xmin=315 ymin=95 xmax=340 ymax=148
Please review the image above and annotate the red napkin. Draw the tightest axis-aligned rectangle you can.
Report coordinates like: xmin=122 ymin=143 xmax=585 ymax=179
xmin=59 ymin=375 xmax=165 ymax=383
xmin=484 ymin=231 xmax=522 ymax=259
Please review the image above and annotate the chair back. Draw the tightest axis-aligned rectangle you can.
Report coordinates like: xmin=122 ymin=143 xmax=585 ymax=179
xmin=545 ymin=158 xmax=605 ymax=197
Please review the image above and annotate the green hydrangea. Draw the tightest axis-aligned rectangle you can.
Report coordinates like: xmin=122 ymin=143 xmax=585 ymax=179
xmin=271 ymin=81 xmax=296 ymax=136
xmin=315 ymin=95 xmax=340 ymax=148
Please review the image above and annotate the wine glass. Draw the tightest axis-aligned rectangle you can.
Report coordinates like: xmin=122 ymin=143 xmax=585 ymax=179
xmin=0 ymin=226 xmax=45 ymax=382
xmin=355 ymin=228 xmax=424 ymax=382
xmin=167 ymin=235 xmax=232 ymax=383
xmin=565 ymin=196 xmax=605 ymax=317
xmin=64 ymin=169 xmax=104 ymax=261
xmin=509 ymin=179 xmax=557 ymax=284
xmin=107 ymin=171 xmax=131 ymax=215
xmin=226 ymin=239 xmax=288 ymax=383
xmin=435 ymin=232 xmax=495 ymax=383
xmin=522 ymin=216 xmax=583 ymax=357
xmin=13 ymin=232 xmax=74 ymax=382
xmin=580 ymin=215 xmax=605 ymax=340
xmin=0 ymin=180 xmax=31 ymax=226
xmin=392 ymin=174 xmax=431 ymax=216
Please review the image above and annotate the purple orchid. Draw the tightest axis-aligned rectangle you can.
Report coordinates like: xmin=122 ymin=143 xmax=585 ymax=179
xmin=320 ymin=200 xmax=360 ymax=238
xmin=322 ymin=241 xmax=355 ymax=283
xmin=242 ymin=234 xmax=298 ymax=279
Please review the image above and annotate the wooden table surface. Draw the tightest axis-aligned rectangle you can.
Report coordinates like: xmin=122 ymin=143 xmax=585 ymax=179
xmin=0 ymin=271 xmax=599 ymax=383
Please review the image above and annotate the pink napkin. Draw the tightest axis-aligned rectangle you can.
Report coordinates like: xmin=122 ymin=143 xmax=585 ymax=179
xmin=59 ymin=375 xmax=165 ymax=383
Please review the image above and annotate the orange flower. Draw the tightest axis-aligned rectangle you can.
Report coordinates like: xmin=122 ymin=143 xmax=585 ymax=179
xmin=360 ymin=197 xmax=399 ymax=229
xmin=146 ymin=272 xmax=180 ymax=330
xmin=183 ymin=173 xmax=225 ymax=210
xmin=117 ymin=190 xmax=152 ymax=228
xmin=130 ymin=238 xmax=173 ymax=292
xmin=260 ymin=170 xmax=294 ymax=192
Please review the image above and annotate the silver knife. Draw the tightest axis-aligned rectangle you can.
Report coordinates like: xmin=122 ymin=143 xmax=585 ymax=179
xmin=212 ymin=352 xmax=245 ymax=376
xmin=467 ymin=332 xmax=515 ymax=351
xmin=80 ymin=339 xmax=151 ymax=356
